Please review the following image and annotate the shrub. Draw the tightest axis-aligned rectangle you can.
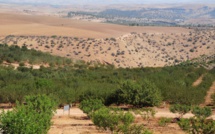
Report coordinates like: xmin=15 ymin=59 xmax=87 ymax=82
xmin=190 ymin=49 xmax=194 ymax=52
xmin=158 ymin=117 xmax=172 ymax=127
xmin=191 ymin=106 xmax=212 ymax=119
xmin=177 ymin=106 xmax=215 ymax=134
xmin=177 ymin=118 xmax=190 ymax=131
xmin=91 ymin=107 xmax=134 ymax=133
xmin=79 ymin=99 xmax=104 ymax=115
xmin=189 ymin=118 xmax=215 ymax=134
xmin=118 ymin=112 xmax=135 ymax=133
xmin=19 ymin=62 xmax=25 ymax=67
xmin=0 ymin=95 xmax=57 ymax=134
xmin=133 ymin=107 xmax=156 ymax=124
xmin=110 ymin=38 xmax=116 ymax=42
xmin=51 ymin=35 xmax=57 ymax=38
xmin=170 ymin=104 xmax=191 ymax=118
xmin=91 ymin=107 xmax=119 ymax=132
xmin=211 ymin=93 xmax=215 ymax=106
xmin=127 ymin=124 xmax=152 ymax=134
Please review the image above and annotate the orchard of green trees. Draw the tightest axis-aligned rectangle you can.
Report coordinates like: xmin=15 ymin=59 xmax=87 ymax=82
xmin=0 ymin=43 xmax=215 ymax=134
xmin=0 ymin=44 xmax=74 ymax=67
xmin=0 ymin=62 xmax=213 ymax=106
xmin=0 ymin=43 xmax=214 ymax=107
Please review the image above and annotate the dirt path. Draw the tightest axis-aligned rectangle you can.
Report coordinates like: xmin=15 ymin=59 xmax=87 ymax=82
xmin=47 ymin=107 xmax=215 ymax=134
xmin=1 ymin=107 xmax=215 ymax=134
xmin=192 ymin=75 xmax=204 ymax=87
xmin=203 ymin=81 xmax=215 ymax=106
xmin=49 ymin=108 xmax=108 ymax=134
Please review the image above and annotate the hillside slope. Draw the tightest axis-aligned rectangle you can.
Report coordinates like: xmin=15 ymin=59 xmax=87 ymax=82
xmin=1 ymin=28 xmax=214 ymax=68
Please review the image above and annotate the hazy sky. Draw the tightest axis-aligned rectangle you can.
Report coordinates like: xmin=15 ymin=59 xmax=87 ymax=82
xmin=0 ymin=0 xmax=215 ymax=5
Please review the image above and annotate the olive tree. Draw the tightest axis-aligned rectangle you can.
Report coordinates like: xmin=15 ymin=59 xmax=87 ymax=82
xmin=0 ymin=95 xmax=57 ymax=134
xmin=114 ymin=80 xmax=162 ymax=107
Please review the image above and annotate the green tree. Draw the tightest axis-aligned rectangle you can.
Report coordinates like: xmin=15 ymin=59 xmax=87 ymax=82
xmin=170 ymin=104 xmax=191 ymax=118
xmin=191 ymin=106 xmax=212 ymax=119
xmin=0 ymin=95 xmax=57 ymax=134
xmin=177 ymin=106 xmax=215 ymax=134
xmin=115 ymin=80 xmax=162 ymax=107
xmin=79 ymin=99 xmax=104 ymax=115
xmin=91 ymin=107 xmax=134 ymax=133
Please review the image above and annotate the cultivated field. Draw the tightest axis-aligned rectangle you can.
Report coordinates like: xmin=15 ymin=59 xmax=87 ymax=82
xmin=0 ymin=3 xmax=215 ymax=134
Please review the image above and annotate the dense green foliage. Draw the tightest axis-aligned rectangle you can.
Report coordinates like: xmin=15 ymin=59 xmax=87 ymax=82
xmin=0 ymin=43 xmax=214 ymax=134
xmin=174 ymin=106 xmax=215 ymax=134
xmin=158 ymin=117 xmax=172 ymax=127
xmin=79 ymin=99 xmax=104 ymax=115
xmin=0 ymin=44 xmax=73 ymax=66
xmin=177 ymin=118 xmax=190 ymax=131
xmin=89 ymin=106 xmax=153 ymax=134
xmin=91 ymin=107 xmax=135 ymax=133
xmin=79 ymin=98 xmax=152 ymax=133
xmin=0 ymin=44 xmax=214 ymax=106
xmin=191 ymin=106 xmax=212 ymax=119
xmin=211 ymin=93 xmax=215 ymax=107
xmin=0 ymin=95 xmax=57 ymax=134
xmin=0 ymin=64 xmax=214 ymax=106
xmin=113 ymin=80 xmax=162 ymax=107
xmin=127 ymin=124 xmax=152 ymax=134
xmin=170 ymin=104 xmax=191 ymax=118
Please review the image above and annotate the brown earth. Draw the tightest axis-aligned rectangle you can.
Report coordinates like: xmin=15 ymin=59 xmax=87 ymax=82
xmin=2 ymin=106 xmax=215 ymax=134
xmin=0 ymin=28 xmax=214 ymax=68
xmin=0 ymin=13 xmax=214 ymax=68
xmin=48 ymin=107 xmax=215 ymax=134
xmin=203 ymin=81 xmax=215 ymax=106
xmin=49 ymin=108 xmax=186 ymax=134
xmin=192 ymin=75 xmax=204 ymax=87
xmin=0 ymin=13 xmax=190 ymax=38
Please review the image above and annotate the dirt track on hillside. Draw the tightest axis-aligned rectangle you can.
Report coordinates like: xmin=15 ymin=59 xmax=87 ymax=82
xmin=192 ymin=75 xmax=204 ymax=87
xmin=204 ymin=81 xmax=215 ymax=106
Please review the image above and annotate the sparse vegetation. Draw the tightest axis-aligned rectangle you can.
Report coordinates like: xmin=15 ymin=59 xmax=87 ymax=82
xmin=158 ymin=117 xmax=172 ymax=127
xmin=176 ymin=106 xmax=215 ymax=134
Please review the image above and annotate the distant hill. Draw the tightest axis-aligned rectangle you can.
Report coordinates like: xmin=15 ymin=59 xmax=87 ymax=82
xmin=1 ymin=0 xmax=215 ymax=5
xmin=68 ymin=6 xmax=215 ymax=26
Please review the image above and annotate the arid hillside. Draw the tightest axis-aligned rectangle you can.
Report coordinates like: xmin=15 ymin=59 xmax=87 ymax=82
xmin=0 ymin=28 xmax=214 ymax=68
xmin=0 ymin=13 xmax=214 ymax=68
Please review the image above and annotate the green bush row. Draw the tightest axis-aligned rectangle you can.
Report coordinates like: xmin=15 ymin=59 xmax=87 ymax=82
xmin=80 ymin=99 xmax=152 ymax=134
xmin=0 ymin=44 xmax=73 ymax=67
xmin=0 ymin=64 xmax=213 ymax=106
xmin=0 ymin=44 xmax=214 ymax=106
